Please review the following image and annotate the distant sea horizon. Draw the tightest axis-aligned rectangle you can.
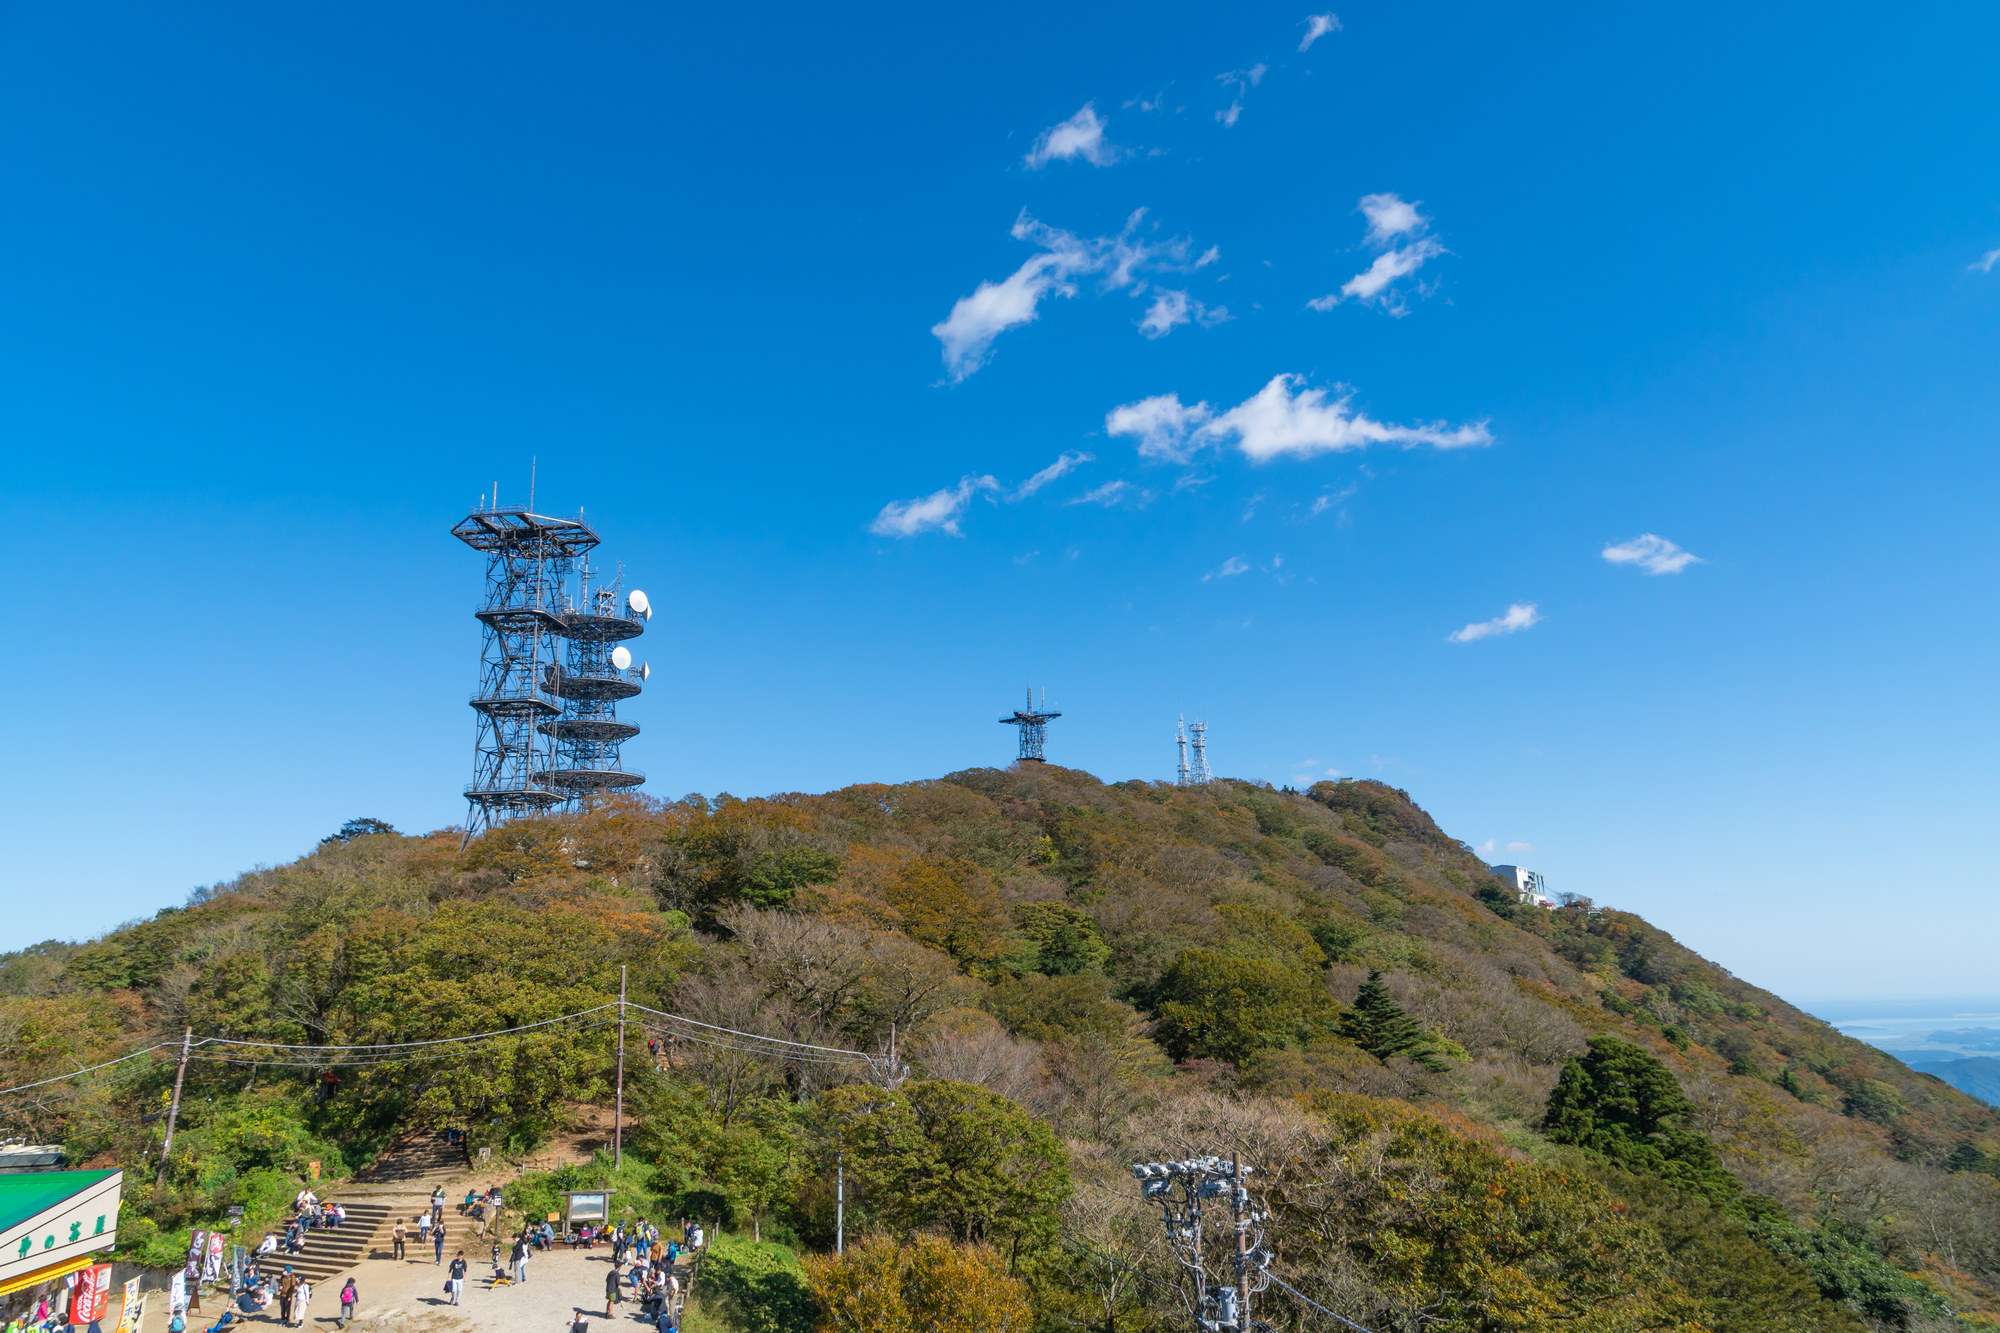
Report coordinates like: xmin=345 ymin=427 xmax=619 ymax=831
xmin=1788 ymin=996 xmax=2000 ymax=1063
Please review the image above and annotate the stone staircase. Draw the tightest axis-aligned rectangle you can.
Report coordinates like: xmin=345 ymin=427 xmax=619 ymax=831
xmin=260 ymin=1201 xmax=396 ymax=1284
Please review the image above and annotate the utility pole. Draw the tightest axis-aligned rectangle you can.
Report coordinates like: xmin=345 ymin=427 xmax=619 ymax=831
xmin=1232 ymin=1155 xmax=1252 ymax=1333
xmin=835 ymin=1153 xmax=844 ymax=1255
xmin=157 ymin=1027 xmax=193 ymax=1186
xmin=1130 ymin=1155 xmax=1268 ymax=1333
xmin=614 ymin=965 xmax=627 ymax=1170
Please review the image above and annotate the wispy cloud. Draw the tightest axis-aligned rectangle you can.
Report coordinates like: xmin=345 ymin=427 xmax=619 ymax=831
xmin=1107 ymin=375 xmax=1491 ymax=463
xmin=1024 ymin=103 xmax=1119 ymax=169
xmin=1310 ymin=192 xmax=1446 ymax=315
xmin=1602 ymin=533 xmax=1702 ymax=575
xmin=1013 ymin=451 xmax=1093 ymax=499
xmin=1202 ymin=555 xmax=1251 ymax=581
xmin=1299 ymin=12 xmax=1341 ymax=50
xmin=1215 ymin=64 xmax=1266 ymax=127
xmin=1065 ymin=480 xmax=1132 ymax=507
xmin=1971 ymin=248 xmax=2000 ymax=274
xmin=932 ymin=209 xmax=1218 ymax=380
xmin=869 ymin=475 xmax=999 ymax=538
xmin=1138 ymin=288 xmax=1231 ymax=339
xmin=1448 ymin=603 xmax=1541 ymax=643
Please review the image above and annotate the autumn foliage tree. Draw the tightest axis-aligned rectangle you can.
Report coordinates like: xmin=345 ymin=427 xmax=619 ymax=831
xmin=804 ymin=1233 xmax=1030 ymax=1333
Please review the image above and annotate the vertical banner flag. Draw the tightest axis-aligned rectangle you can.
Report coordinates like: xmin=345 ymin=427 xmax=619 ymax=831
xmin=170 ymin=1269 xmax=186 ymax=1312
xmin=185 ymin=1229 xmax=208 ymax=1283
xmin=203 ymin=1231 xmax=225 ymax=1281
xmin=114 ymin=1277 xmax=143 ymax=1333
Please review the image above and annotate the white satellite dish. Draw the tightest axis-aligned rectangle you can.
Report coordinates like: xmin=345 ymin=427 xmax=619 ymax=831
xmin=611 ymin=646 xmax=633 ymax=670
xmin=628 ymin=590 xmax=652 ymax=620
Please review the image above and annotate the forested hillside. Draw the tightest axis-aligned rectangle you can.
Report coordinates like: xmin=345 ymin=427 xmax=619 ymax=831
xmin=6 ymin=766 xmax=2000 ymax=1333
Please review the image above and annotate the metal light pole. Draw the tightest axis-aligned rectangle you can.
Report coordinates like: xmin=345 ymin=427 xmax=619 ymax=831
xmin=835 ymin=1153 xmax=844 ymax=1255
xmin=614 ymin=966 xmax=627 ymax=1170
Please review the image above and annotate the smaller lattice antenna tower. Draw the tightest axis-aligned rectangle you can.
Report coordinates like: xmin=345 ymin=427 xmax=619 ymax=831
xmin=1000 ymin=686 xmax=1062 ymax=763
xmin=1176 ymin=714 xmax=1192 ymax=787
xmin=1188 ymin=718 xmax=1211 ymax=785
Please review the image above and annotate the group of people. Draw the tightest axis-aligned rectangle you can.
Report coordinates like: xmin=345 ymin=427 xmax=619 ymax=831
xmin=171 ymin=1262 xmax=360 ymax=1333
xmin=602 ymin=1218 xmax=702 ymax=1331
xmin=390 ymin=1209 xmax=451 ymax=1264
xmin=274 ymin=1189 xmax=348 ymax=1254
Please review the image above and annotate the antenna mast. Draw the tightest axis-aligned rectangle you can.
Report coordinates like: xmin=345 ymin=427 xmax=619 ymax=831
xmin=1189 ymin=719 xmax=1211 ymax=786
xmin=999 ymin=686 xmax=1063 ymax=763
xmin=1176 ymin=714 xmax=1192 ymax=787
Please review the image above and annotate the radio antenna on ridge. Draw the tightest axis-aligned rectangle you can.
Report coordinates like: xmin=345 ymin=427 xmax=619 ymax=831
xmin=1000 ymin=686 xmax=1062 ymax=764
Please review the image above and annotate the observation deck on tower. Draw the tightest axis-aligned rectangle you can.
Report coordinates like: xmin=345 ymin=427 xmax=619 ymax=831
xmin=453 ymin=498 xmax=651 ymax=844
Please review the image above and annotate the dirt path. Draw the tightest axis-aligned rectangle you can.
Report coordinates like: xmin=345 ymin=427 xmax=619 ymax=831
xmin=137 ymin=1239 xmax=694 ymax=1333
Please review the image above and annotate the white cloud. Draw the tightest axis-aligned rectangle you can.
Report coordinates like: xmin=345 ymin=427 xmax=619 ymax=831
xmin=1215 ymin=64 xmax=1267 ymax=127
xmin=933 ymin=210 xmax=1218 ymax=380
xmin=1359 ymin=191 xmax=1426 ymax=244
xmin=1311 ymin=193 xmax=1444 ymax=315
xmin=1448 ymin=602 xmax=1542 ymax=643
xmin=1065 ymin=480 xmax=1132 ymax=507
xmin=1013 ymin=451 xmax=1093 ymax=499
xmin=1138 ymin=289 xmax=1231 ymax=338
xmin=1505 ymin=841 xmax=1537 ymax=853
xmin=1104 ymin=392 xmax=1215 ymax=463
xmin=1602 ymin=533 xmax=1702 ymax=575
xmin=1299 ymin=12 xmax=1341 ymax=50
xmin=1970 ymin=249 xmax=2000 ymax=274
xmin=1024 ymin=103 xmax=1118 ymax=169
xmin=1202 ymin=555 xmax=1251 ymax=581
xmin=1108 ymin=376 xmax=1491 ymax=462
xmin=868 ymin=475 xmax=999 ymax=538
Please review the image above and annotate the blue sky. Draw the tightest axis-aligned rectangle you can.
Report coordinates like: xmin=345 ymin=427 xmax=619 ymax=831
xmin=3 ymin=1 xmax=1997 ymax=1002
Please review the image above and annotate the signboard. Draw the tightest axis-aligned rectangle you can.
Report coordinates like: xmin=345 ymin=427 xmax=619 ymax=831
xmin=308 ymin=1161 xmax=321 ymax=1181
xmin=563 ymin=1191 xmax=611 ymax=1223
xmin=0 ymin=1171 xmax=122 ymax=1288
xmin=70 ymin=1263 xmax=112 ymax=1326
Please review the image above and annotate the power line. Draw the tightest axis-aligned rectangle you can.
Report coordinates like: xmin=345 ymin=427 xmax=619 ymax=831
xmin=1261 ymin=1275 xmax=1380 ymax=1333
xmin=0 ymin=1043 xmax=173 ymax=1097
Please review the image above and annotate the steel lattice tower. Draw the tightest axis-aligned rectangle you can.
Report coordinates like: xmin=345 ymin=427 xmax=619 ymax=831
xmin=1176 ymin=714 xmax=1193 ymax=787
xmin=538 ymin=554 xmax=649 ymax=798
xmin=453 ymin=501 xmax=650 ymax=846
xmin=999 ymin=687 xmax=1062 ymax=763
xmin=1188 ymin=719 xmax=1212 ymax=785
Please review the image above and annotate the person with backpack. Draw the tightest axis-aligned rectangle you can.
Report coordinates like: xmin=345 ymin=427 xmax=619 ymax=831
xmin=336 ymin=1278 xmax=357 ymax=1329
xmin=447 ymin=1252 xmax=467 ymax=1305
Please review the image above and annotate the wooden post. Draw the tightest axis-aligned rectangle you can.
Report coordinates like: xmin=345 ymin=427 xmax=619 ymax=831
xmin=615 ymin=965 xmax=627 ymax=1170
xmin=157 ymin=1027 xmax=193 ymax=1185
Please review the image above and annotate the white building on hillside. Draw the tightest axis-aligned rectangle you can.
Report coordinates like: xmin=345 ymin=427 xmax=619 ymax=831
xmin=1491 ymin=865 xmax=1555 ymax=908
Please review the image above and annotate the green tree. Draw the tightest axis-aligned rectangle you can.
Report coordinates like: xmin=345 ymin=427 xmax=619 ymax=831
xmin=1012 ymin=903 xmax=1111 ymax=976
xmin=320 ymin=817 xmax=397 ymax=845
xmin=804 ymin=1233 xmax=1030 ymax=1333
xmin=714 ymin=1101 xmax=805 ymax=1241
xmin=1339 ymin=970 xmax=1450 ymax=1071
xmin=818 ymin=1080 xmax=1071 ymax=1252
xmin=1543 ymin=1036 xmax=1736 ymax=1201
xmin=1153 ymin=949 xmax=1337 ymax=1064
xmin=745 ymin=848 xmax=844 ymax=909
